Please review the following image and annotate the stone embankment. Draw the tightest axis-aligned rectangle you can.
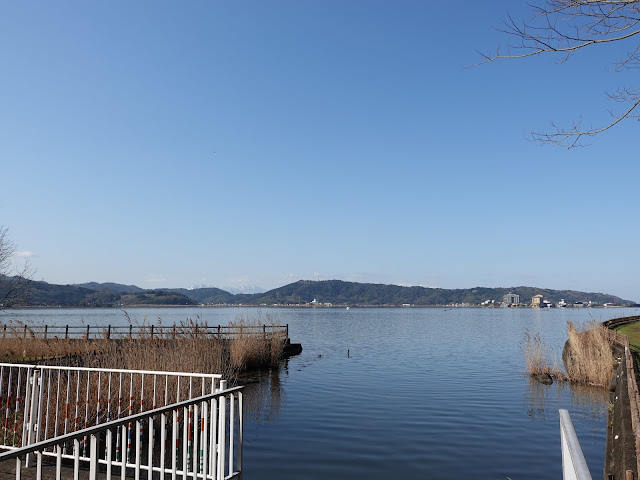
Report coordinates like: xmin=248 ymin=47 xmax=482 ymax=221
xmin=602 ymin=316 xmax=640 ymax=480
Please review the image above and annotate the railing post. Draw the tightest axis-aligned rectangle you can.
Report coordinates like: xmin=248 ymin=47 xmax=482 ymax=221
xmin=89 ymin=433 xmax=99 ymax=480
xmin=107 ymin=325 xmax=111 ymax=339
xmin=150 ymin=324 xmax=154 ymax=339
xmin=559 ymin=409 xmax=592 ymax=480
xmin=65 ymin=325 xmax=69 ymax=340
xmin=23 ymin=325 xmax=27 ymax=339
xmin=238 ymin=391 xmax=243 ymax=474
xmin=44 ymin=325 xmax=48 ymax=340
xmin=129 ymin=324 xmax=133 ymax=339
xmin=25 ymin=369 xmax=40 ymax=467
xmin=218 ymin=382 xmax=227 ymax=480
xmin=86 ymin=325 xmax=90 ymax=340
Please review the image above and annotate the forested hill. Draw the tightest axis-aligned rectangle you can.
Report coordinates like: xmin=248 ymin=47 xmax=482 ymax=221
xmin=0 ymin=278 xmax=633 ymax=307
xmin=243 ymin=280 xmax=632 ymax=306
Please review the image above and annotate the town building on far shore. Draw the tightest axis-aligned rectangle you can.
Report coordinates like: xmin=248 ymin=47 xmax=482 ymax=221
xmin=531 ymin=294 xmax=544 ymax=308
xmin=503 ymin=293 xmax=520 ymax=306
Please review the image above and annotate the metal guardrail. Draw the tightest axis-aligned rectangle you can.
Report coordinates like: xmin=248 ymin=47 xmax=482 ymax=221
xmin=559 ymin=409 xmax=592 ymax=480
xmin=0 ymin=384 xmax=243 ymax=480
xmin=0 ymin=363 xmax=223 ymax=462
xmin=0 ymin=323 xmax=289 ymax=340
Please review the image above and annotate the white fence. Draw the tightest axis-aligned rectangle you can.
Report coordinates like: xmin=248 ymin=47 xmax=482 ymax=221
xmin=0 ymin=385 xmax=243 ymax=479
xmin=0 ymin=364 xmax=223 ymax=454
xmin=559 ymin=409 xmax=592 ymax=480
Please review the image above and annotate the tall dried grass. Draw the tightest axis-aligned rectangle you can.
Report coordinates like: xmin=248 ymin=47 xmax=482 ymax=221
xmin=564 ymin=321 xmax=614 ymax=387
xmin=521 ymin=330 xmax=567 ymax=380
xmin=0 ymin=314 xmax=287 ymax=384
xmin=522 ymin=321 xmax=614 ymax=387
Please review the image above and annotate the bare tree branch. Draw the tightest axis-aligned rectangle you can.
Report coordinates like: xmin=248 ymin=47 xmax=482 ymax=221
xmin=476 ymin=0 xmax=640 ymax=147
xmin=0 ymin=226 xmax=35 ymax=306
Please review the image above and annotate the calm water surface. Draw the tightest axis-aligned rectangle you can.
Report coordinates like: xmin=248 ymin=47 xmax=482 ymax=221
xmin=2 ymin=306 xmax=639 ymax=479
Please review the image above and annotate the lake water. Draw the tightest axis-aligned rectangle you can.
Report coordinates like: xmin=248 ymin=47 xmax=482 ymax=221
xmin=2 ymin=306 xmax=639 ymax=479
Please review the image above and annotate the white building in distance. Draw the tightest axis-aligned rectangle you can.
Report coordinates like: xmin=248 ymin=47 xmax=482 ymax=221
xmin=503 ymin=293 xmax=520 ymax=306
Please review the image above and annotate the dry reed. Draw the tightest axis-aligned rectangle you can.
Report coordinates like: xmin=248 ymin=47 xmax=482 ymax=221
xmin=564 ymin=321 xmax=614 ymax=387
xmin=0 ymin=314 xmax=287 ymax=384
xmin=522 ymin=321 xmax=613 ymax=387
xmin=521 ymin=330 xmax=567 ymax=380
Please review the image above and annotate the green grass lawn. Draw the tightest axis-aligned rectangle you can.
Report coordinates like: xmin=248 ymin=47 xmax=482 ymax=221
xmin=615 ymin=322 xmax=640 ymax=357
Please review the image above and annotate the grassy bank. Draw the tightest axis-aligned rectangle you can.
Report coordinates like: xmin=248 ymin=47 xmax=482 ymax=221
xmin=613 ymin=322 xmax=640 ymax=352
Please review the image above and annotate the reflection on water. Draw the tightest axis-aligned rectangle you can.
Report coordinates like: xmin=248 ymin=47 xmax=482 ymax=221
xmin=240 ymin=362 xmax=287 ymax=424
xmin=526 ymin=377 xmax=608 ymax=423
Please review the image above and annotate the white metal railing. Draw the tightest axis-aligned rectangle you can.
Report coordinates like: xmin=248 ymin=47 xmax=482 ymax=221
xmin=0 ymin=384 xmax=243 ymax=480
xmin=559 ymin=409 xmax=592 ymax=480
xmin=0 ymin=363 xmax=222 ymax=460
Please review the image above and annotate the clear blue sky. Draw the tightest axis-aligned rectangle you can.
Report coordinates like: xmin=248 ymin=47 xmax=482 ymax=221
xmin=1 ymin=1 xmax=638 ymax=301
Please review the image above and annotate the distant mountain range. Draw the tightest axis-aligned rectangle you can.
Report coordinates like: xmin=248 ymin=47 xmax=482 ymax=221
xmin=0 ymin=278 xmax=634 ymax=307
xmin=188 ymin=284 xmax=266 ymax=295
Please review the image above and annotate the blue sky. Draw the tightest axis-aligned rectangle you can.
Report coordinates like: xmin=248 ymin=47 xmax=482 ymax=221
xmin=1 ymin=1 xmax=638 ymax=301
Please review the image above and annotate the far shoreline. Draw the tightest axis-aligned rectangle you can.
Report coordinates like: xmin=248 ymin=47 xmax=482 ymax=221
xmin=0 ymin=304 xmax=632 ymax=310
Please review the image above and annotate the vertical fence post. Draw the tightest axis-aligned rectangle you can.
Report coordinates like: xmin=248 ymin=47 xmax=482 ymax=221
xmin=107 ymin=325 xmax=111 ymax=339
xmin=25 ymin=369 xmax=40 ymax=467
xmin=218 ymin=380 xmax=227 ymax=480
xmin=44 ymin=325 xmax=48 ymax=340
xmin=23 ymin=325 xmax=27 ymax=339
xmin=129 ymin=325 xmax=133 ymax=339
xmin=239 ymin=391 xmax=243 ymax=473
xmin=89 ymin=433 xmax=99 ymax=480
xmin=150 ymin=325 xmax=154 ymax=339
xmin=65 ymin=325 xmax=69 ymax=340
xmin=286 ymin=324 xmax=289 ymax=339
xmin=86 ymin=325 xmax=90 ymax=340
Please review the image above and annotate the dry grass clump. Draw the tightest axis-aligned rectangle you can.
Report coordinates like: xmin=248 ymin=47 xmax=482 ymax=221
xmin=228 ymin=315 xmax=286 ymax=370
xmin=564 ymin=321 xmax=613 ymax=387
xmin=521 ymin=330 xmax=567 ymax=380
xmin=0 ymin=321 xmax=105 ymax=362
xmin=0 ymin=314 xmax=287 ymax=384
xmin=89 ymin=318 xmax=236 ymax=381
xmin=522 ymin=321 xmax=614 ymax=387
